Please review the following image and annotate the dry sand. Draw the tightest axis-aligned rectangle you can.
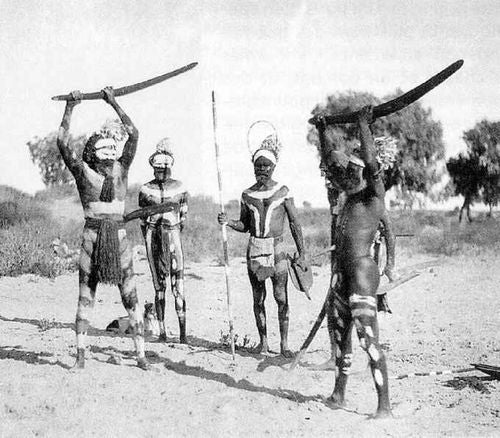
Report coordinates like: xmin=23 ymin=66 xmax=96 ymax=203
xmin=0 ymin=249 xmax=499 ymax=437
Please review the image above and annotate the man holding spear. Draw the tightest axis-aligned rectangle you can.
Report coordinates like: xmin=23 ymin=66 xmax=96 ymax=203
xmin=218 ymin=132 xmax=307 ymax=358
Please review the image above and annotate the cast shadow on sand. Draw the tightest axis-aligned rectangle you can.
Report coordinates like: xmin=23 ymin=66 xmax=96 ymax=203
xmin=255 ymin=353 xmax=296 ymax=372
xmin=0 ymin=314 xmax=74 ymax=330
xmin=0 ymin=345 xmax=71 ymax=370
xmin=159 ymin=355 xmax=371 ymax=416
xmin=88 ymin=343 xmax=369 ymax=416
xmin=0 ymin=314 xmax=126 ymax=339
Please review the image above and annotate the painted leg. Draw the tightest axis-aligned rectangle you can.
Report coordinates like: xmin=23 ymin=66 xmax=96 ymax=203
xmin=120 ymin=235 xmax=149 ymax=370
xmin=155 ymin=288 xmax=167 ymax=342
xmin=353 ymin=310 xmax=391 ymax=417
xmin=312 ymin=280 xmax=340 ymax=371
xmin=74 ymin=232 xmax=96 ymax=369
xmin=144 ymin=225 xmax=167 ymax=341
xmin=74 ymin=276 xmax=96 ymax=369
xmin=171 ymin=272 xmax=187 ymax=344
xmin=349 ymin=257 xmax=391 ymax=418
xmin=169 ymin=233 xmax=187 ymax=343
xmin=248 ymin=270 xmax=268 ymax=354
xmin=272 ymin=272 xmax=293 ymax=358
xmin=328 ymin=292 xmax=353 ymax=407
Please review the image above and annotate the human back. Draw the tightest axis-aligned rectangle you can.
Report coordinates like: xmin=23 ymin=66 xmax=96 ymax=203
xmin=337 ymin=183 xmax=386 ymax=261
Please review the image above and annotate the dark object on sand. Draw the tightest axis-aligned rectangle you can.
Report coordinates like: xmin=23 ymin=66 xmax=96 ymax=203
xmin=288 ymin=254 xmax=313 ymax=300
xmin=393 ymin=363 xmax=500 ymax=380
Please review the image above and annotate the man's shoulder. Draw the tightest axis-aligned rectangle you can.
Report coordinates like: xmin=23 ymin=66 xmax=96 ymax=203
xmin=167 ymin=179 xmax=185 ymax=190
xmin=242 ymin=183 xmax=290 ymax=202
xmin=274 ymin=183 xmax=292 ymax=199
xmin=140 ymin=179 xmax=158 ymax=190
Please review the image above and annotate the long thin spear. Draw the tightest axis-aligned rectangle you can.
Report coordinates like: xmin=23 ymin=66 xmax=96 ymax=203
xmin=211 ymin=90 xmax=236 ymax=360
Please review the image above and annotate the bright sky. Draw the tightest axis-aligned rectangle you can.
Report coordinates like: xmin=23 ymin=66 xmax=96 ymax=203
xmin=0 ymin=0 xmax=498 ymax=207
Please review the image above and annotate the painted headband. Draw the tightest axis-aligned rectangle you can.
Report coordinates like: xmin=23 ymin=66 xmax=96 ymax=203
xmin=252 ymin=149 xmax=277 ymax=165
xmin=150 ymin=152 xmax=174 ymax=168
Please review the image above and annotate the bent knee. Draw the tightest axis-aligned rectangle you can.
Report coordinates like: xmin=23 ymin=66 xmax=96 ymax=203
xmin=347 ymin=257 xmax=379 ymax=295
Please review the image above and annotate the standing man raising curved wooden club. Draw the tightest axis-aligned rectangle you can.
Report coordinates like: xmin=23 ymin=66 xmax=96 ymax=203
xmin=313 ymin=105 xmax=392 ymax=418
xmin=57 ymin=87 xmax=149 ymax=370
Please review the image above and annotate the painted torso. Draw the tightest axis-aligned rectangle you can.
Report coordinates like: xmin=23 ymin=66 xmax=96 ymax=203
xmin=74 ymin=161 xmax=128 ymax=220
xmin=335 ymin=181 xmax=386 ymax=261
xmin=241 ymin=182 xmax=291 ymax=238
xmin=138 ymin=178 xmax=188 ymax=227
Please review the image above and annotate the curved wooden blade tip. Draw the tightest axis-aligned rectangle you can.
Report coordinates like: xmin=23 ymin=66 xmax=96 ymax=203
xmin=309 ymin=59 xmax=464 ymax=126
xmin=51 ymin=61 xmax=199 ymax=101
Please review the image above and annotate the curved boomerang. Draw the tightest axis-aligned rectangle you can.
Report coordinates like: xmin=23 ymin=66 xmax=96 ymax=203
xmin=123 ymin=202 xmax=177 ymax=223
xmin=51 ymin=62 xmax=198 ymax=101
xmin=308 ymin=59 xmax=464 ymax=126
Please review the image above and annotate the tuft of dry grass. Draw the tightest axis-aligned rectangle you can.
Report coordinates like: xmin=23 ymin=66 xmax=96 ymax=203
xmin=3 ymin=183 xmax=500 ymax=278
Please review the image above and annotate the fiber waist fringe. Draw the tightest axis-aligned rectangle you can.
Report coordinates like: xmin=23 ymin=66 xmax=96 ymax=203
xmin=85 ymin=218 xmax=122 ymax=285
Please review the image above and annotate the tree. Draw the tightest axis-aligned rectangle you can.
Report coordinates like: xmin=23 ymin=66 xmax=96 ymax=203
xmin=27 ymin=132 xmax=86 ymax=187
xmin=447 ymin=120 xmax=500 ymax=220
xmin=27 ymin=118 xmax=126 ymax=188
xmin=446 ymin=153 xmax=481 ymax=222
xmin=307 ymin=90 xmax=446 ymax=205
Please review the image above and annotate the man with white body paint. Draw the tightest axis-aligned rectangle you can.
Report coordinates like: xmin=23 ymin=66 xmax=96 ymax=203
xmin=218 ymin=135 xmax=307 ymax=357
xmin=139 ymin=139 xmax=188 ymax=343
xmin=313 ymin=106 xmax=392 ymax=418
xmin=57 ymin=87 xmax=149 ymax=370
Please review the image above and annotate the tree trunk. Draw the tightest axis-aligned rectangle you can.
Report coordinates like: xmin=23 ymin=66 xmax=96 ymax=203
xmin=459 ymin=195 xmax=473 ymax=223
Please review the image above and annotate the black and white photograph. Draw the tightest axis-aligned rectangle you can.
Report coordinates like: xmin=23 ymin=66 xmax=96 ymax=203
xmin=0 ymin=1 xmax=498 ymax=436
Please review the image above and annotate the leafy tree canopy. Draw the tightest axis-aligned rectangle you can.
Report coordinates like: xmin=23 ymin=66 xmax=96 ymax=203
xmin=307 ymin=90 xmax=445 ymax=195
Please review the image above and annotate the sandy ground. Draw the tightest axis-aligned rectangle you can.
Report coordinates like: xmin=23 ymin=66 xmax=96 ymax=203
xmin=0 ymin=248 xmax=499 ymax=437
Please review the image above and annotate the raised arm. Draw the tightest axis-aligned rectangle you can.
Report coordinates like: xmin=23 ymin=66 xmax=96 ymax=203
xmin=327 ymin=184 xmax=342 ymax=271
xmin=56 ymin=91 xmax=83 ymax=175
xmin=284 ymin=197 xmax=306 ymax=262
xmin=381 ymin=210 xmax=396 ymax=281
xmin=315 ymin=114 xmax=334 ymax=173
xmin=357 ymin=106 xmax=380 ymax=191
xmin=101 ymin=87 xmax=139 ymax=169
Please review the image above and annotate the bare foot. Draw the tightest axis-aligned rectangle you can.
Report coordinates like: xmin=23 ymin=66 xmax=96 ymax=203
xmin=252 ymin=342 xmax=269 ymax=355
xmin=371 ymin=409 xmax=393 ymax=420
xmin=71 ymin=348 xmax=85 ymax=370
xmin=281 ymin=349 xmax=295 ymax=359
xmin=136 ymin=357 xmax=151 ymax=371
xmin=326 ymin=394 xmax=346 ymax=410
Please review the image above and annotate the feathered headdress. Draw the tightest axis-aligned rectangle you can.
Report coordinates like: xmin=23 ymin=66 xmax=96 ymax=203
xmin=247 ymin=120 xmax=282 ymax=164
xmin=351 ymin=136 xmax=398 ymax=171
xmin=95 ymin=119 xmax=128 ymax=142
xmin=374 ymin=136 xmax=398 ymax=170
xmin=149 ymin=137 xmax=174 ymax=168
